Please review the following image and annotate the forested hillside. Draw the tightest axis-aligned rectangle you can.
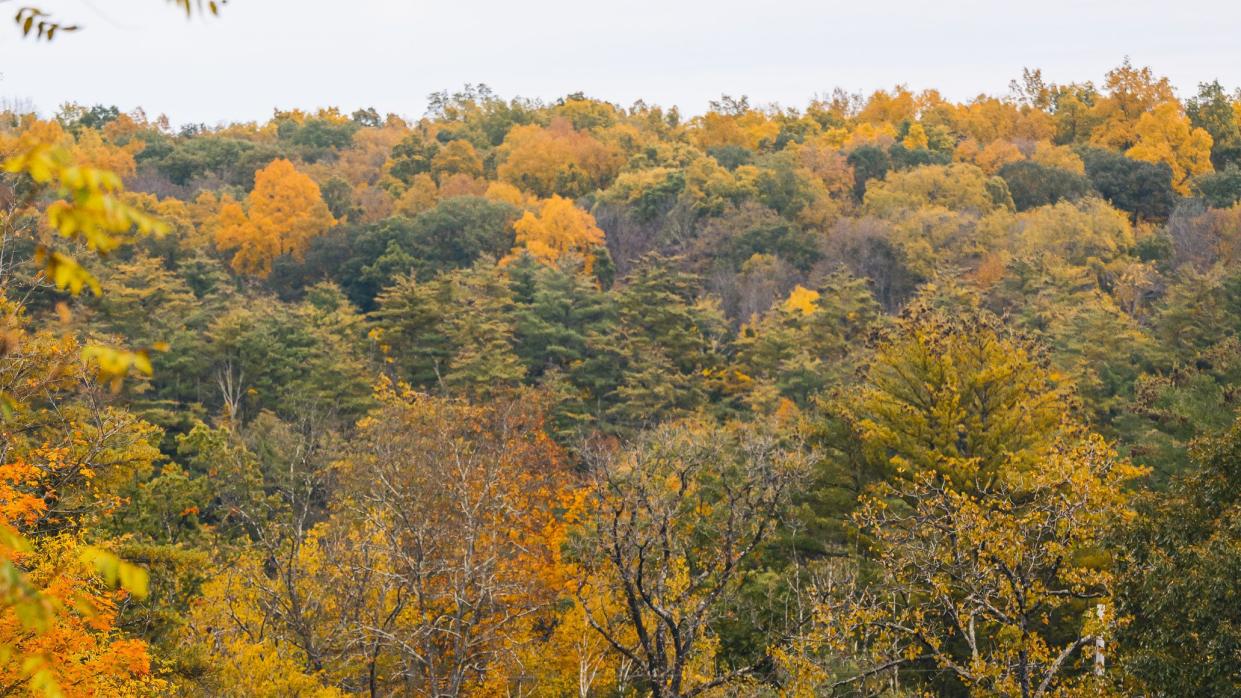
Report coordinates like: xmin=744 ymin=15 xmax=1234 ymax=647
xmin=2 ymin=61 xmax=1240 ymax=696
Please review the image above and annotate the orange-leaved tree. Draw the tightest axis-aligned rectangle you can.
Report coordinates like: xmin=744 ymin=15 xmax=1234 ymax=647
xmin=213 ymin=158 xmax=336 ymax=277
xmin=185 ymin=383 xmax=577 ymax=696
xmin=0 ymin=298 xmax=163 ymax=695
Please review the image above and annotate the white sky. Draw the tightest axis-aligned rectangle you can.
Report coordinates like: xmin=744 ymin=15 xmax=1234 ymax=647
xmin=1 ymin=0 xmax=1238 ymax=127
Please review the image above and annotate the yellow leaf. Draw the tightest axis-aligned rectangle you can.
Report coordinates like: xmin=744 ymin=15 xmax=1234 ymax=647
xmin=783 ymin=285 xmax=820 ymax=315
xmin=79 ymin=547 xmax=150 ymax=599
xmin=36 ymin=248 xmax=100 ymax=296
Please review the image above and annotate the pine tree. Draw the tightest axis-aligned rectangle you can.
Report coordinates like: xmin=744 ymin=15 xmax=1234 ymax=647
xmin=735 ymin=272 xmax=883 ymax=407
xmin=507 ymin=253 xmax=614 ymax=379
xmin=603 ymin=255 xmax=729 ymax=429
xmin=442 ymin=262 xmax=526 ymax=397
xmin=371 ymin=275 xmax=454 ymax=388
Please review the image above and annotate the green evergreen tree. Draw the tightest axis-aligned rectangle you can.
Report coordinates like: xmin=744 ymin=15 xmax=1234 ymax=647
xmin=603 ymin=254 xmax=730 ymax=429
xmin=441 ymin=261 xmax=526 ymax=397
xmin=371 ymin=274 xmax=454 ymax=388
xmin=507 ymin=253 xmax=614 ymax=379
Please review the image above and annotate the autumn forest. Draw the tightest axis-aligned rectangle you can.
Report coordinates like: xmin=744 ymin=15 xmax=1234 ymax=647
xmin=3 ymin=19 xmax=1241 ymax=697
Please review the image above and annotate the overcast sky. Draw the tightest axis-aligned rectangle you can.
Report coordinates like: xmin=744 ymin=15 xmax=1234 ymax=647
xmin=1 ymin=0 xmax=1237 ymax=126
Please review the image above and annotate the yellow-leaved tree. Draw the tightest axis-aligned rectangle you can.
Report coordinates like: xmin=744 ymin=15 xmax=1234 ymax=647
xmin=778 ymin=301 xmax=1145 ymax=698
xmin=1125 ymin=100 xmax=1214 ymax=195
xmin=510 ymin=195 xmax=606 ymax=274
xmin=1087 ymin=60 xmax=1176 ymax=150
xmin=901 ymin=122 xmax=930 ymax=150
xmin=213 ymin=158 xmax=336 ymax=277
xmin=183 ymin=385 xmax=577 ymax=696
xmin=571 ymin=420 xmax=803 ymax=697
xmin=496 ymin=118 xmax=623 ymax=198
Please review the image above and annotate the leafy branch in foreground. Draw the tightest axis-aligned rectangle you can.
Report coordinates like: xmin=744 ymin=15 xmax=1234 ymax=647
xmin=0 ymin=120 xmax=171 ymax=698
xmin=11 ymin=1 xmax=223 ymax=41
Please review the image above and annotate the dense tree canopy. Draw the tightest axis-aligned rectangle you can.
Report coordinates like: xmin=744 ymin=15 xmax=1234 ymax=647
xmin=2 ymin=61 xmax=1241 ymax=697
